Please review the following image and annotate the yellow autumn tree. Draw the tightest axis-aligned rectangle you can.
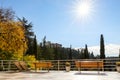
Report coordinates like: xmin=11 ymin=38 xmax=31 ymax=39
xmin=0 ymin=21 xmax=27 ymax=60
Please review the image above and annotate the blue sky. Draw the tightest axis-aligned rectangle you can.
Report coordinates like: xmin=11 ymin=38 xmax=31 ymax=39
xmin=1 ymin=0 xmax=120 ymax=48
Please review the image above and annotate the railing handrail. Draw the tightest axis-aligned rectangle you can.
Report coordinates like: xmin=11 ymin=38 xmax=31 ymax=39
xmin=0 ymin=58 xmax=120 ymax=71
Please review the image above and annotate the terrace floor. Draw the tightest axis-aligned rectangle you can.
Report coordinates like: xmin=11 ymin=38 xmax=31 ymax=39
xmin=0 ymin=71 xmax=120 ymax=80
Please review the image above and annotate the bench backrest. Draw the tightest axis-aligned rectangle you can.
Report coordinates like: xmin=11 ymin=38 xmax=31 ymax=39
xmin=75 ymin=61 xmax=103 ymax=68
xmin=33 ymin=62 xmax=52 ymax=68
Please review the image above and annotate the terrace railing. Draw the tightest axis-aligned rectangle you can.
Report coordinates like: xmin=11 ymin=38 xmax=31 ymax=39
xmin=0 ymin=58 xmax=120 ymax=71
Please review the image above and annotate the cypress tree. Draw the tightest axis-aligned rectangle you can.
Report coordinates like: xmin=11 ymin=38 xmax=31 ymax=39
xmin=80 ymin=49 xmax=85 ymax=59
xmin=33 ymin=35 xmax=37 ymax=59
xmin=90 ymin=52 xmax=95 ymax=59
xmin=100 ymin=34 xmax=105 ymax=59
xmin=43 ymin=36 xmax=46 ymax=48
xmin=84 ymin=44 xmax=89 ymax=59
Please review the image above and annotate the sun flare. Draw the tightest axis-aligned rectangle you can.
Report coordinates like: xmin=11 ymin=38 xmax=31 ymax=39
xmin=76 ymin=1 xmax=90 ymax=17
xmin=71 ymin=0 xmax=95 ymax=23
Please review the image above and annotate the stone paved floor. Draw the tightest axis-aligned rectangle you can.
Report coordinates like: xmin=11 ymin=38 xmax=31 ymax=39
xmin=0 ymin=71 xmax=120 ymax=80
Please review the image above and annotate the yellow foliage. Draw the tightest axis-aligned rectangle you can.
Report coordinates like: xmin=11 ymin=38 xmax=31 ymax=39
xmin=0 ymin=21 xmax=27 ymax=59
xmin=23 ymin=55 xmax=36 ymax=61
xmin=116 ymin=62 xmax=120 ymax=66
xmin=23 ymin=55 xmax=36 ymax=68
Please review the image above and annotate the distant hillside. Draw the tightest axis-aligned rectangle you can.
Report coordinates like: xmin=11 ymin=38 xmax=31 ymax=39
xmin=75 ymin=44 xmax=120 ymax=57
xmin=88 ymin=44 xmax=120 ymax=57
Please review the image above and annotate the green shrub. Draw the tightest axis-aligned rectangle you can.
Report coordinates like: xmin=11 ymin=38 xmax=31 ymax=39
xmin=65 ymin=62 xmax=70 ymax=66
xmin=23 ymin=55 xmax=36 ymax=68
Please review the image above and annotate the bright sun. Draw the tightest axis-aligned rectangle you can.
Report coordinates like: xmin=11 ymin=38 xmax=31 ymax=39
xmin=71 ymin=0 xmax=95 ymax=23
xmin=76 ymin=1 xmax=90 ymax=17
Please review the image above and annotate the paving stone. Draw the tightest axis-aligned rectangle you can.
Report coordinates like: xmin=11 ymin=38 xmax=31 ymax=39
xmin=0 ymin=71 xmax=119 ymax=80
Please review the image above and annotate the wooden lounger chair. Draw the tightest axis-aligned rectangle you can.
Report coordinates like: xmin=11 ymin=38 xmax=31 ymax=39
xmin=13 ymin=61 xmax=23 ymax=71
xmin=19 ymin=61 xmax=30 ymax=71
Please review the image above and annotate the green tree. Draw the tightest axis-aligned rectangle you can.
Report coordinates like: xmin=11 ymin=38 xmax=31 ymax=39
xmin=79 ymin=49 xmax=85 ymax=59
xmin=84 ymin=44 xmax=89 ymax=59
xmin=0 ymin=8 xmax=15 ymax=21
xmin=54 ymin=45 xmax=59 ymax=60
xmin=37 ymin=43 xmax=43 ymax=60
xmin=69 ymin=45 xmax=72 ymax=59
xmin=41 ymin=36 xmax=47 ymax=59
xmin=0 ymin=49 xmax=13 ymax=60
xmin=100 ymin=34 xmax=105 ymax=59
xmin=46 ymin=48 xmax=54 ymax=60
xmin=43 ymin=36 xmax=46 ymax=48
xmin=18 ymin=17 xmax=34 ymax=55
xmin=61 ymin=47 xmax=69 ymax=59
xmin=89 ymin=52 xmax=95 ymax=59
xmin=33 ymin=35 xmax=37 ymax=59
xmin=39 ymin=36 xmax=55 ymax=60
xmin=95 ymin=55 xmax=100 ymax=59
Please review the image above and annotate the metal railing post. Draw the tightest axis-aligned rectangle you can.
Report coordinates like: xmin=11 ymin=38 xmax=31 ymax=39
xmin=8 ymin=60 xmax=11 ymax=71
xmin=58 ymin=60 xmax=60 ymax=71
xmin=1 ymin=60 xmax=4 ymax=70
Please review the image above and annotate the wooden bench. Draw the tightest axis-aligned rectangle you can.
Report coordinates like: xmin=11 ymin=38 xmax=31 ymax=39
xmin=75 ymin=61 xmax=104 ymax=74
xmin=33 ymin=62 xmax=52 ymax=72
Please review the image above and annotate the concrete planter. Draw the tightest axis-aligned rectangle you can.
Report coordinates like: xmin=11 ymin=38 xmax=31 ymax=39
xmin=116 ymin=66 xmax=120 ymax=73
xmin=116 ymin=62 xmax=120 ymax=73
xmin=66 ymin=66 xmax=70 ymax=72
